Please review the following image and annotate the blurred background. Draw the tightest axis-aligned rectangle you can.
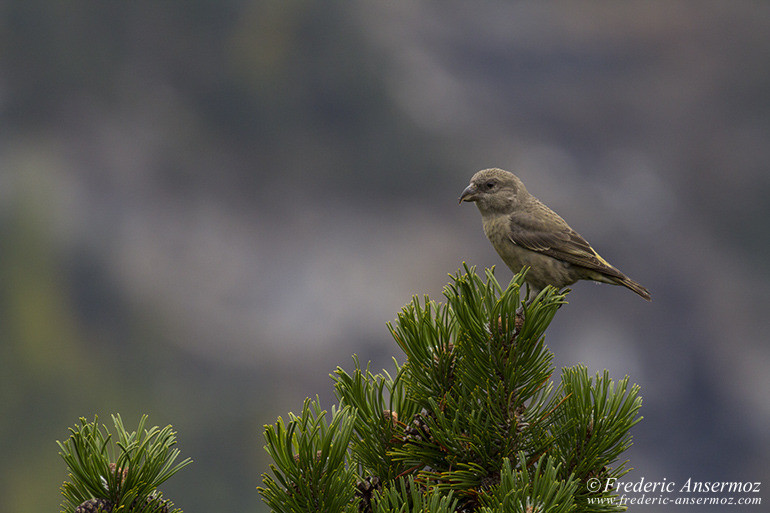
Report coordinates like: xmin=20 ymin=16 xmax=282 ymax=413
xmin=2 ymin=1 xmax=769 ymax=511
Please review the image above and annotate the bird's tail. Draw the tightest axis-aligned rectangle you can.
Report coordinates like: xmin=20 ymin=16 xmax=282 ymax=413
xmin=616 ymin=275 xmax=652 ymax=301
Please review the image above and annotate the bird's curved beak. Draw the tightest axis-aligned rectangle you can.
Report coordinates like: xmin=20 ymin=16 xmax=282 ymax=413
xmin=459 ymin=183 xmax=478 ymax=204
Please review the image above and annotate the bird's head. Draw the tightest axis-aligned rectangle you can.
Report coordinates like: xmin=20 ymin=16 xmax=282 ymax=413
xmin=459 ymin=168 xmax=528 ymax=214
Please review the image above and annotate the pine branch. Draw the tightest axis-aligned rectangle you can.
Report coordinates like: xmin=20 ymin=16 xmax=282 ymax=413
xmin=259 ymin=265 xmax=643 ymax=513
xmin=477 ymin=454 xmax=578 ymax=513
xmin=57 ymin=414 xmax=191 ymax=513
xmin=258 ymin=398 xmax=359 ymax=513
xmin=333 ymin=355 xmax=420 ymax=481
xmin=372 ymin=476 xmax=458 ymax=513
xmin=552 ymin=367 xmax=643 ymax=511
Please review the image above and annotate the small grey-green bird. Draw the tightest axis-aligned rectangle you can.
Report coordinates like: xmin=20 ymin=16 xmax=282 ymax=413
xmin=460 ymin=168 xmax=651 ymax=301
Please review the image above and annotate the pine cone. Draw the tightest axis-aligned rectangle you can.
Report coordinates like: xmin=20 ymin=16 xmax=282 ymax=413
xmin=355 ymin=476 xmax=382 ymax=513
xmin=513 ymin=403 xmax=529 ymax=433
xmin=74 ymin=498 xmax=113 ymax=513
xmin=130 ymin=492 xmax=171 ymax=513
xmin=514 ymin=312 xmax=524 ymax=332
xmin=382 ymin=409 xmax=399 ymax=428
xmin=293 ymin=449 xmax=324 ymax=464
xmin=479 ymin=471 xmax=501 ymax=490
xmin=108 ymin=463 xmax=127 ymax=484
xmin=402 ymin=409 xmax=432 ymax=443
xmin=455 ymin=497 xmax=479 ymax=513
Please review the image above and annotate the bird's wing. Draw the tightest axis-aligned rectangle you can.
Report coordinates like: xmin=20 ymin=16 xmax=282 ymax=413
xmin=508 ymin=210 xmax=625 ymax=279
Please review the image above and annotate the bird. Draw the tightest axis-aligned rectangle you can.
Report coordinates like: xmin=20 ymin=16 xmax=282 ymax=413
xmin=460 ymin=168 xmax=651 ymax=301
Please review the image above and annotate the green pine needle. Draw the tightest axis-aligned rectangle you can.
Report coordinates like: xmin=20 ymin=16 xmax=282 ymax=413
xmin=57 ymin=414 xmax=191 ymax=513
xmin=259 ymin=265 xmax=643 ymax=513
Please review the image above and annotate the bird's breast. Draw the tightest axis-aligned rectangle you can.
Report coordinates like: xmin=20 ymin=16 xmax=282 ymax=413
xmin=482 ymin=214 xmax=576 ymax=289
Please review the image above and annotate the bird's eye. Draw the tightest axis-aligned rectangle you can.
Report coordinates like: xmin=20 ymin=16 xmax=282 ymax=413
xmin=485 ymin=180 xmax=496 ymax=189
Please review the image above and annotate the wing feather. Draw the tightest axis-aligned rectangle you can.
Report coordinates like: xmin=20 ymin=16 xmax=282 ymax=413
xmin=508 ymin=209 xmax=625 ymax=280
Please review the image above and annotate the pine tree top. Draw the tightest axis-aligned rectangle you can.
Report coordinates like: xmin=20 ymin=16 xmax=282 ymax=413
xmin=259 ymin=266 xmax=643 ymax=513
